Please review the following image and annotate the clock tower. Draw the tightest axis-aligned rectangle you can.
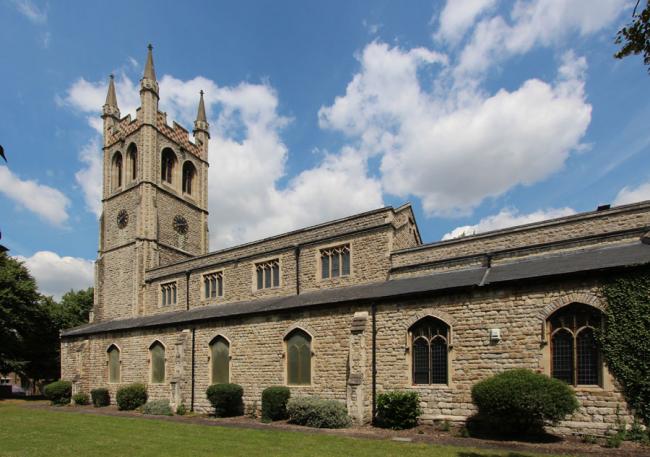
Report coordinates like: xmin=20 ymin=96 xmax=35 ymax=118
xmin=93 ymin=45 xmax=209 ymax=322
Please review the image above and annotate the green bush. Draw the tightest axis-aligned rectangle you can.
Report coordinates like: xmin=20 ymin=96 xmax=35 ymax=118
xmin=43 ymin=380 xmax=72 ymax=406
xmin=72 ymin=392 xmax=90 ymax=405
xmin=116 ymin=383 xmax=148 ymax=411
xmin=471 ymin=369 xmax=578 ymax=435
xmin=206 ymin=383 xmax=244 ymax=417
xmin=142 ymin=399 xmax=173 ymax=416
xmin=287 ymin=397 xmax=351 ymax=428
xmin=261 ymin=386 xmax=291 ymax=421
xmin=176 ymin=403 xmax=187 ymax=416
xmin=375 ymin=390 xmax=421 ymax=429
xmin=90 ymin=388 xmax=110 ymax=407
xmin=600 ymin=267 xmax=650 ymax=426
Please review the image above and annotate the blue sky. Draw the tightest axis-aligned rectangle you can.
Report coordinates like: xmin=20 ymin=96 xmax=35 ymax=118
xmin=1 ymin=0 xmax=649 ymax=298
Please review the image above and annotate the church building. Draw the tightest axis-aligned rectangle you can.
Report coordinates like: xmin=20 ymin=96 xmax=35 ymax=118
xmin=61 ymin=46 xmax=650 ymax=434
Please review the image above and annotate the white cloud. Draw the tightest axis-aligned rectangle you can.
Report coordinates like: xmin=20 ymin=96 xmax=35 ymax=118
xmin=10 ymin=0 xmax=47 ymax=24
xmin=319 ymin=42 xmax=591 ymax=216
xmin=614 ymin=182 xmax=650 ymax=206
xmin=75 ymin=138 xmax=103 ymax=217
xmin=442 ymin=207 xmax=576 ymax=240
xmin=15 ymin=251 xmax=94 ymax=300
xmin=434 ymin=0 xmax=496 ymax=45
xmin=455 ymin=0 xmax=627 ymax=76
xmin=0 ymin=165 xmax=70 ymax=226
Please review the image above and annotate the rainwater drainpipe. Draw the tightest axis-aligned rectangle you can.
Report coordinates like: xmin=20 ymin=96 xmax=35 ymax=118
xmin=191 ymin=327 xmax=196 ymax=412
xmin=371 ymin=302 xmax=377 ymax=424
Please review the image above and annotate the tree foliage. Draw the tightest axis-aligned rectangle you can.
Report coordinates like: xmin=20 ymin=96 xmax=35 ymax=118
xmin=599 ymin=266 xmax=650 ymax=426
xmin=615 ymin=0 xmax=650 ymax=73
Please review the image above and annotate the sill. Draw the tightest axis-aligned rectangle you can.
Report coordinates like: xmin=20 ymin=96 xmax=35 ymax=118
xmin=287 ymin=384 xmax=312 ymax=387
xmin=412 ymin=384 xmax=451 ymax=389
xmin=573 ymin=385 xmax=604 ymax=391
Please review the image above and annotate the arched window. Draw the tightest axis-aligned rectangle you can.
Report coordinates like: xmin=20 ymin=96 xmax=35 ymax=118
xmin=150 ymin=341 xmax=165 ymax=384
xmin=107 ymin=344 xmax=120 ymax=383
xmin=410 ymin=317 xmax=449 ymax=385
xmin=549 ymin=303 xmax=602 ymax=386
xmin=286 ymin=329 xmax=311 ymax=385
xmin=112 ymin=152 xmax=123 ymax=190
xmin=127 ymin=144 xmax=137 ymax=182
xmin=182 ymin=161 xmax=196 ymax=195
xmin=161 ymin=148 xmax=176 ymax=185
xmin=210 ymin=336 xmax=230 ymax=384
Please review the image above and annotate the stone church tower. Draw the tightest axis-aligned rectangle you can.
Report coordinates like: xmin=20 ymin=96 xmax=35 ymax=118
xmin=93 ymin=45 xmax=210 ymax=322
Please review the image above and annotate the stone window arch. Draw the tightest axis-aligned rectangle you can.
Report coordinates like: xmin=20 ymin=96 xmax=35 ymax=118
xmin=161 ymin=148 xmax=176 ymax=185
xmin=182 ymin=161 xmax=196 ymax=195
xmin=149 ymin=341 xmax=166 ymax=384
xmin=127 ymin=143 xmax=137 ymax=182
xmin=209 ymin=335 xmax=230 ymax=384
xmin=107 ymin=344 xmax=120 ymax=383
xmin=111 ymin=151 xmax=123 ymax=190
xmin=409 ymin=316 xmax=450 ymax=385
xmin=285 ymin=328 xmax=312 ymax=386
xmin=548 ymin=303 xmax=603 ymax=386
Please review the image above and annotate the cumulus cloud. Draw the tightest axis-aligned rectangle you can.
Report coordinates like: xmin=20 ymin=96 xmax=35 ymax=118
xmin=10 ymin=0 xmax=47 ymax=24
xmin=320 ymin=42 xmax=591 ymax=216
xmin=455 ymin=0 xmax=626 ymax=76
xmin=434 ymin=0 xmax=496 ymax=45
xmin=442 ymin=207 xmax=576 ymax=240
xmin=0 ymin=166 xmax=70 ymax=226
xmin=15 ymin=251 xmax=94 ymax=300
xmin=62 ymin=72 xmax=383 ymax=248
xmin=614 ymin=182 xmax=650 ymax=206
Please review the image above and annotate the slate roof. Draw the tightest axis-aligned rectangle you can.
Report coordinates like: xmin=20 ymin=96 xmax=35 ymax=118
xmin=62 ymin=241 xmax=650 ymax=338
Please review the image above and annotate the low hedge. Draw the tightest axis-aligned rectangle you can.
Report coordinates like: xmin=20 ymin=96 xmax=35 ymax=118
xmin=206 ymin=383 xmax=244 ymax=417
xmin=43 ymin=380 xmax=72 ymax=406
xmin=142 ymin=400 xmax=173 ymax=416
xmin=72 ymin=392 xmax=90 ymax=405
xmin=262 ymin=386 xmax=291 ymax=421
xmin=116 ymin=383 xmax=148 ymax=411
xmin=471 ymin=369 xmax=578 ymax=435
xmin=376 ymin=390 xmax=422 ymax=429
xmin=91 ymin=388 xmax=110 ymax=407
xmin=287 ymin=397 xmax=351 ymax=428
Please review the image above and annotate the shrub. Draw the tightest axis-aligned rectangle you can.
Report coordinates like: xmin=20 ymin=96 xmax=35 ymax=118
xmin=116 ymin=383 xmax=148 ymax=411
xmin=206 ymin=383 xmax=244 ymax=417
xmin=600 ymin=267 xmax=650 ymax=426
xmin=176 ymin=403 xmax=187 ymax=416
xmin=261 ymin=386 xmax=291 ymax=421
xmin=43 ymin=380 xmax=72 ymax=406
xmin=287 ymin=397 xmax=351 ymax=428
xmin=91 ymin=388 xmax=110 ymax=407
xmin=471 ymin=369 xmax=578 ymax=435
xmin=72 ymin=392 xmax=90 ymax=405
xmin=375 ymin=390 xmax=422 ymax=430
xmin=142 ymin=399 xmax=173 ymax=416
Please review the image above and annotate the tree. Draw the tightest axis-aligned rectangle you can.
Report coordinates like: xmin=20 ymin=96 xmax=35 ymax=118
xmin=48 ymin=288 xmax=94 ymax=330
xmin=615 ymin=0 xmax=650 ymax=73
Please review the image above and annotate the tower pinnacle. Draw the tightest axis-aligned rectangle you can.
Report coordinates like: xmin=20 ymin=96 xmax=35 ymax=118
xmin=144 ymin=43 xmax=156 ymax=81
xmin=194 ymin=90 xmax=210 ymax=140
xmin=102 ymin=74 xmax=120 ymax=120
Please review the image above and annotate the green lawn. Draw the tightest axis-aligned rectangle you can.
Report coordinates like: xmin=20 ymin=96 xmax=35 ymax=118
xmin=0 ymin=403 xmax=568 ymax=457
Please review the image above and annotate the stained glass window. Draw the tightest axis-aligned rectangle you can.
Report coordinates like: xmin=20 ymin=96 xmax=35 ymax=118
xmin=410 ymin=317 xmax=449 ymax=385
xmin=210 ymin=337 xmax=230 ymax=384
xmin=150 ymin=342 xmax=165 ymax=384
xmin=108 ymin=345 xmax=120 ymax=383
xmin=286 ymin=330 xmax=311 ymax=385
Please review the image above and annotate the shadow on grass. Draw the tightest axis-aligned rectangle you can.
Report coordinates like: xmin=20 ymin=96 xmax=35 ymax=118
xmin=0 ymin=395 xmax=46 ymax=402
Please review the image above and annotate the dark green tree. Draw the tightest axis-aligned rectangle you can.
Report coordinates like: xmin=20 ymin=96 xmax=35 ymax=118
xmin=615 ymin=0 xmax=650 ymax=73
xmin=48 ymin=288 xmax=94 ymax=329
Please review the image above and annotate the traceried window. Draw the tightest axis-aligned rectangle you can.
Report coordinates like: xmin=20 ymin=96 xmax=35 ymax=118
xmin=112 ymin=151 xmax=123 ymax=190
xmin=161 ymin=148 xmax=176 ymax=185
xmin=321 ymin=244 xmax=350 ymax=279
xmin=107 ymin=344 xmax=120 ymax=383
xmin=286 ymin=329 xmax=311 ymax=385
xmin=210 ymin=336 xmax=230 ymax=384
xmin=256 ymin=259 xmax=280 ymax=290
xmin=161 ymin=282 xmax=177 ymax=306
xmin=127 ymin=144 xmax=137 ymax=182
xmin=150 ymin=341 xmax=165 ymax=384
xmin=204 ymin=271 xmax=223 ymax=299
xmin=410 ymin=317 xmax=449 ymax=385
xmin=549 ymin=303 xmax=602 ymax=386
xmin=182 ymin=161 xmax=196 ymax=195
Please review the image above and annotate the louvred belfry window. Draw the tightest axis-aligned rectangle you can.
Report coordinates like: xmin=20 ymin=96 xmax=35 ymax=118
xmin=410 ymin=317 xmax=449 ymax=385
xmin=549 ymin=303 xmax=602 ymax=386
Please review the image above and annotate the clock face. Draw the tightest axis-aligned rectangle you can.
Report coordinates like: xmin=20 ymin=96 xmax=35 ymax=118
xmin=173 ymin=215 xmax=188 ymax=235
xmin=117 ymin=209 xmax=128 ymax=229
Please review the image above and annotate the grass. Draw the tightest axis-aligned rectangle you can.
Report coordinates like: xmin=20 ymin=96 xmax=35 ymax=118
xmin=0 ymin=403 xmax=569 ymax=457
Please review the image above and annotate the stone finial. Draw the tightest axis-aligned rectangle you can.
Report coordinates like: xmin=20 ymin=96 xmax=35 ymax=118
xmin=144 ymin=43 xmax=156 ymax=81
xmin=196 ymin=90 xmax=207 ymax=123
xmin=193 ymin=90 xmax=210 ymax=138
